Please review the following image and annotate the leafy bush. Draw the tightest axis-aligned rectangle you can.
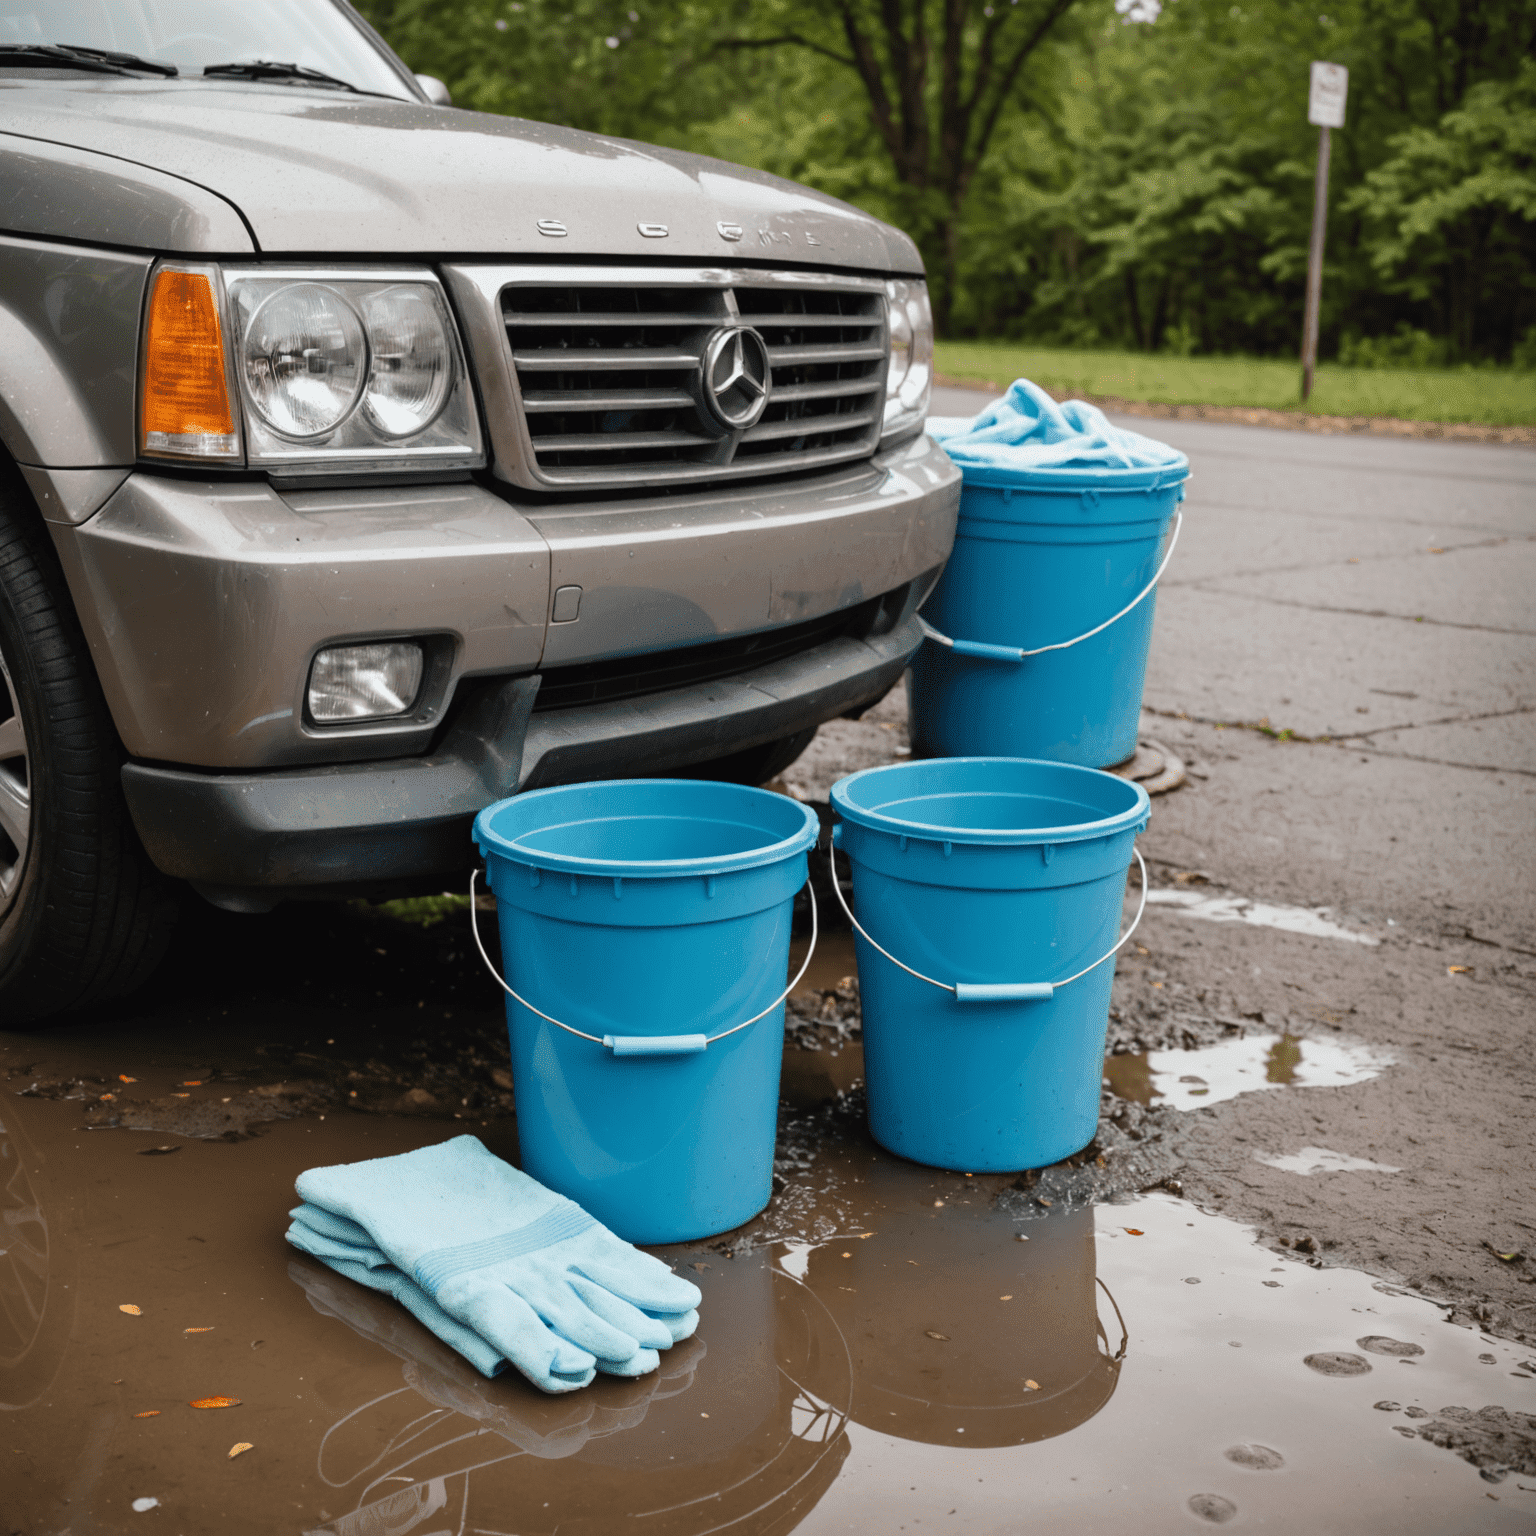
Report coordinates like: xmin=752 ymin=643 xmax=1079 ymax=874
xmin=1337 ymin=326 xmax=1449 ymax=370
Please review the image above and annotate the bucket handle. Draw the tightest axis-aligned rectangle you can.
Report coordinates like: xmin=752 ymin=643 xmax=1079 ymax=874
xmin=918 ymin=511 xmax=1182 ymax=662
xmin=467 ymin=868 xmax=817 ymax=1055
xmin=827 ymin=839 xmax=1147 ymax=1002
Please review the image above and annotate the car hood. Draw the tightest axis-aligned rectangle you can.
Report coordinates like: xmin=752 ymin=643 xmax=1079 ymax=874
xmin=0 ymin=80 xmax=921 ymax=273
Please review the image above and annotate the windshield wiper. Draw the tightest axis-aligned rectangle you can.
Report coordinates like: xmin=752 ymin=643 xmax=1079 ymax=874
xmin=0 ymin=43 xmax=177 ymax=77
xmin=201 ymin=60 xmax=360 ymax=94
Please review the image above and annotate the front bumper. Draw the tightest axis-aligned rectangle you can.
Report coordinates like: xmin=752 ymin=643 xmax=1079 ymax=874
xmin=120 ymin=613 xmax=921 ymax=902
xmin=49 ymin=435 xmax=958 ymax=770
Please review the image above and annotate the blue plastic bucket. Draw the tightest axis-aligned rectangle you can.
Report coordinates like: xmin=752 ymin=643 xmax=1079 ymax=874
xmin=909 ymin=460 xmax=1188 ymax=768
xmin=830 ymin=758 xmax=1150 ymax=1172
xmin=473 ymin=780 xmax=819 ymax=1245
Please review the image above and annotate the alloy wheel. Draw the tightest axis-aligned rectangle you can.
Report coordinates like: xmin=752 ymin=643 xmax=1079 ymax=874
xmin=0 ymin=651 xmax=29 ymax=916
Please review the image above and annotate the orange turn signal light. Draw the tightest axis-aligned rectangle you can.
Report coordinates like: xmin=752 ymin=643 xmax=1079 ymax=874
xmin=141 ymin=268 xmax=239 ymax=459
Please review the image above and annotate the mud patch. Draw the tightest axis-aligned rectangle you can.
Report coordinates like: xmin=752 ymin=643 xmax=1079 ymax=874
xmin=1414 ymin=1405 xmax=1536 ymax=1479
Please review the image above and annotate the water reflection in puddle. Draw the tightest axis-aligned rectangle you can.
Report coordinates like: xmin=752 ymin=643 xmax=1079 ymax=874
xmin=0 ymin=1086 xmax=1527 ymax=1535
xmin=1105 ymin=1032 xmax=1394 ymax=1110
xmin=294 ymin=1250 xmax=851 ymax=1535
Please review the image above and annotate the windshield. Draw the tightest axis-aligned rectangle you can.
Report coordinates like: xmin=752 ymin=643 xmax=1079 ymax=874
xmin=0 ymin=0 xmax=415 ymax=98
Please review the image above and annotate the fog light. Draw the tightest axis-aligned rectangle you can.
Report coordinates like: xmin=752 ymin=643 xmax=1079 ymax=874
xmin=308 ymin=642 xmax=423 ymax=722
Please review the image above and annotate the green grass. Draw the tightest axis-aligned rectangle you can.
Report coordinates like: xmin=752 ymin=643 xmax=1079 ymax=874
xmin=354 ymin=893 xmax=473 ymax=928
xmin=933 ymin=343 xmax=1536 ymax=427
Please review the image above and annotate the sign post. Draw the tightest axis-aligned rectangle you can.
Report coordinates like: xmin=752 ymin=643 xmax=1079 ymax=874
xmin=1301 ymin=61 xmax=1348 ymax=402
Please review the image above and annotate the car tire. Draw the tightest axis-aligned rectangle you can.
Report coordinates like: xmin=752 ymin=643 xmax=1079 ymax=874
xmin=0 ymin=462 xmax=179 ymax=1026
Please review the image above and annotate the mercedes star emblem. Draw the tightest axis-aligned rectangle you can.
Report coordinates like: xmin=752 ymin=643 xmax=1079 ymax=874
xmin=701 ymin=326 xmax=771 ymax=430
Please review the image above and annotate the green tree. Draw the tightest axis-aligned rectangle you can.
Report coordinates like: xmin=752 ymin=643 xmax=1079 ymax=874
xmin=712 ymin=0 xmax=1085 ymax=328
xmin=1346 ymin=62 xmax=1536 ymax=358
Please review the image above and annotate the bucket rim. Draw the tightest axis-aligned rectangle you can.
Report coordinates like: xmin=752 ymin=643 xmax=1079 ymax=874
xmin=956 ymin=457 xmax=1189 ymax=494
xmin=829 ymin=757 xmax=1150 ymax=846
xmin=473 ymin=778 xmax=820 ymax=878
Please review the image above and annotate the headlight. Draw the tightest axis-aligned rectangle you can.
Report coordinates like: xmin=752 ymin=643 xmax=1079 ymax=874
xmin=308 ymin=641 xmax=423 ymax=723
xmin=139 ymin=262 xmax=484 ymax=476
xmin=242 ymin=283 xmax=366 ymax=438
xmin=360 ymin=287 xmax=454 ymax=438
xmin=882 ymin=278 xmax=934 ymax=444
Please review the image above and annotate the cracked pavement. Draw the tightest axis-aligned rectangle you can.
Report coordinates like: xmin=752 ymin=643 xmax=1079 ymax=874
xmin=805 ymin=390 xmax=1536 ymax=1342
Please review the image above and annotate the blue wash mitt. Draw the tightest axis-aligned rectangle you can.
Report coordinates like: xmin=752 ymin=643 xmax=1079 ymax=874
xmin=286 ymin=1136 xmax=701 ymax=1394
xmin=927 ymin=377 xmax=1186 ymax=474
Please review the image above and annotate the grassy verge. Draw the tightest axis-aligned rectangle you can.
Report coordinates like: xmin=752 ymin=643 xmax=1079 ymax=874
xmin=933 ymin=343 xmax=1536 ymax=428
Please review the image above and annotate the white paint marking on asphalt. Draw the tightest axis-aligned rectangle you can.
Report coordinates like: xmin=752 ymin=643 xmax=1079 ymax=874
xmin=1139 ymin=1033 xmax=1394 ymax=1111
xmin=1253 ymin=1146 xmax=1402 ymax=1176
xmin=1146 ymin=888 xmax=1379 ymax=945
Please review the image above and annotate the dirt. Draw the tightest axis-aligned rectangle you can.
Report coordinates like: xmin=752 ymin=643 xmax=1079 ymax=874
xmin=932 ymin=371 xmax=1536 ymax=446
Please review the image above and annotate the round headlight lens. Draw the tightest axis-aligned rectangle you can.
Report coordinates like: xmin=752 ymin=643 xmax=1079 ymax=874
xmin=887 ymin=288 xmax=913 ymax=396
xmin=242 ymin=284 xmax=365 ymax=439
xmin=899 ymin=291 xmax=933 ymax=409
xmin=361 ymin=287 xmax=452 ymax=438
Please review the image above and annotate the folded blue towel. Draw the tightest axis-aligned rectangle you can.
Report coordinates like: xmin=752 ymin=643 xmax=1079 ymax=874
xmin=286 ymin=1136 xmax=702 ymax=1394
xmin=928 ymin=377 xmax=1186 ymax=474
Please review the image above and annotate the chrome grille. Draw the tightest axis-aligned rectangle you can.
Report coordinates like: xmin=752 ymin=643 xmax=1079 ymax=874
xmin=498 ymin=271 xmax=887 ymax=489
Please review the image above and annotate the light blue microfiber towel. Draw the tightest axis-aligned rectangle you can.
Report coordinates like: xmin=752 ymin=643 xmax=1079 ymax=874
xmin=927 ymin=377 xmax=1187 ymax=474
xmin=286 ymin=1136 xmax=702 ymax=1395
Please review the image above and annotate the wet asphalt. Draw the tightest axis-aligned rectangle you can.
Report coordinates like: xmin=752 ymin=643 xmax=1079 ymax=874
xmin=2 ymin=404 xmax=1534 ymax=1531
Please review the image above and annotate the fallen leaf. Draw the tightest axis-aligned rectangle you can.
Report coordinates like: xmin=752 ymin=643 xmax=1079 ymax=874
xmin=100 ymin=1093 xmax=116 ymax=1101
xmin=184 ymin=1327 xmax=215 ymax=1334
xmin=227 ymin=1442 xmax=254 ymax=1460
xmin=132 ymin=1410 xmax=160 ymax=1419
xmin=189 ymin=1397 xmax=241 ymax=1410
xmin=1024 ymin=1379 xmax=1040 ymax=1391
xmin=925 ymin=1330 xmax=950 ymax=1341
xmin=119 ymin=1305 xmax=142 ymax=1316
xmin=119 ymin=1074 xmax=138 ymax=1083
xmin=1124 ymin=1228 xmax=1144 ymax=1236
xmin=1447 ymin=965 xmax=1471 ymax=975
xmin=1000 ymin=1295 xmax=1013 ymax=1301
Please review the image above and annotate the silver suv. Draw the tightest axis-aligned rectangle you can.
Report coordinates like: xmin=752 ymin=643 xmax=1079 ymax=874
xmin=0 ymin=1 xmax=958 ymax=1023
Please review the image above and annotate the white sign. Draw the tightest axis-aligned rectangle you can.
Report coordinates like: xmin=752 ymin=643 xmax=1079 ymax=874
xmin=1308 ymin=61 xmax=1348 ymax=128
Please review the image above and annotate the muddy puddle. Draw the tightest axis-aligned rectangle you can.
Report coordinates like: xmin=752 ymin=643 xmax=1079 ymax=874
xmin=3 ymin=1041 xmax=1531 ymax=1534
xmin=1103 ymin=1032 xmax=1394 ymax=1111
xmin=1 ymin=898 xmax=1529 ymax=1532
